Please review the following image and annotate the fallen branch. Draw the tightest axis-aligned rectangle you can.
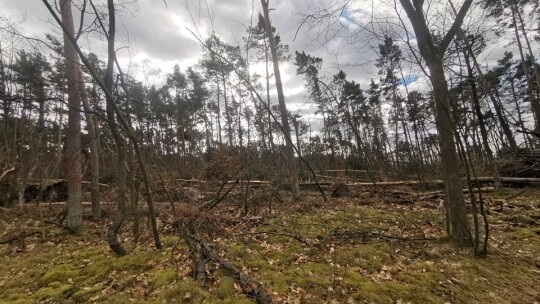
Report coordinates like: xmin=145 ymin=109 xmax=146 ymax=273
xmin=504 ymin=188 xmax=528 ymax=200
xmin=0 ymin=230 xmax=42 ymax=245
xmin=233 ymin=231 xmax=311 ymax=246
xmin=420 ymin=187 xmax=495 ymax=199
xmin=180 ymin=222 xmax=208 ymax=286
xmin=179 ymin=221 xmax=272 ymax=304
xmin=331 ymin=229 xmax=434 ymax=242
xmin=200 ymin=241 xmax=272 ymax=304
xmin=0 ymin=164 xmax=15 ymax=183
xmin=0 ymin=206 xmax=74 ymax=232
xmin=201 ymin=178 xmax=241 ymax=210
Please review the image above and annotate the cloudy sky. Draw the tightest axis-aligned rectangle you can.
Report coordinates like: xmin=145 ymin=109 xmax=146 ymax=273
xmin=0 ymin=0 xmax=510 ymax=122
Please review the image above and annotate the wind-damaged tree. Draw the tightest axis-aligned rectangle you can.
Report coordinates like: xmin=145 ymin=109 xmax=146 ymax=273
xmin=102 ymin=0 xmax=128 ymax=256
xmin=261 ymin=0 xmax=300 ymax=199
xmin=398 ymin=0 xmax=473 ymax=242
xmin=59 ymin=0 xmax=83 ymax=232
xmin=247 ymin=14 xmax=290 ymax=152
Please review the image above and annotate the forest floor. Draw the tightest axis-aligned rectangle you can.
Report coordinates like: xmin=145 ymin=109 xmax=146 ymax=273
xmin=0 ymin=186 xmax=539 ymax=304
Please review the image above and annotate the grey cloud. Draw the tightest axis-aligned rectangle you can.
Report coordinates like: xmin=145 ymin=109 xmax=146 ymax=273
xmin=117 ymin=1 xmax=200 ymax=62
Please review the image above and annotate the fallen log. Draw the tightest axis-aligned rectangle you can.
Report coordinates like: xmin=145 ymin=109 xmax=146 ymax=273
xmin=315 ymin=174 xmax=372 ymax=183
xmin=463 ymin=187 xmax=495 ymax=193
xmin=173 ymin=176 xmax=540 ymax=189
xmin=351 ymin=180 xmax=444 ymax=187
xmin=179 ymin=221 xmax=272 ymax=304
xmin=81 ymin=181 xmax=109 ymax=187
xmin=176 ymin=179 xmax=207 ymax=184
xmin=419 ymin=187 xmax=495 ymax=200
xmin=350 ymin=177 xmax=540 ymax=187
xmin=472 ymin=177 xmax=540 ymax=184
xmin=299 ymin=182 xmax=333 ymax=187
xmin=315 ymin=169 xmax=370 ymax=173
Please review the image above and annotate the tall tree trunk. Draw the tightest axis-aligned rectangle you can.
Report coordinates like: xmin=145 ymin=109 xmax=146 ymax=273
xmin=429 ymin=58 xmax=471 ymax=241
xmin=104 ymin=0 xmax=127 ymax=256
xmin=261 ymin=0 xmax=299 ymax=199
xmin=177 ymin=96 xmax=187 ymax=167
xmin=216 ymin=77 xmax=222 ymax=145
xmin=509 ymin=73 xmax=531 ymax=146
xmin=509 ymin=0 xmax=540 ymax=129
xmin=462 ymin=48 xmax=500 ymax=187
xmin=223 ymin=76 xmax=234 ymax=146
xmin=79 ymin=69 xmax=101 ymax=219
xmin=265 ymin=53 xmax=275 ymax=152
xmin=60 ymin=0 xmax=82 ymax=232
xmin=399 ymin=0 xmax=472 ymax=242
xmin=464 ymin=42 xmax=518 ymax=151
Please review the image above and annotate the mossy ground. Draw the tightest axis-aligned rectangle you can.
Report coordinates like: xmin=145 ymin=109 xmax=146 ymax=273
xmin=0 ymin=187 xmax=538 ymax=303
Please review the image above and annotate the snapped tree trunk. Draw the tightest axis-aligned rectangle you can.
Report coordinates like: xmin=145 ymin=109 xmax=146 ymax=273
xmin=60 ymin=0 xmax=82 ymax=232
xmin=261 ymin=0 xmax=299 ymax=199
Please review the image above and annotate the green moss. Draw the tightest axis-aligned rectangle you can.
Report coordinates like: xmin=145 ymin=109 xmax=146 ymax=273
xmin=111 ymin=252 xmax=153 ymax=271
xmin=106 ymin=294 xmax=151 ymax=304
xmin=350 ymin=279 xmax=446 ymax=304
xmin=217 ymin=297 xmax=254 ymax=304
xmin=149 ymin=268 xmax=177 ymax=288
xmin=78 ymin=249 xmax=106 ymax=261
xmin=71 ymin=284 xmax=104 ymax=302
xmin=33 ymin=283 xmax=75 ymax=301
xmin=258 ymin=270 xmax=289 ymax=294
xmin=160 ymin=278 xmax=210 ymax=303
xmin=2 ymin=293 xmax=35 ymax=304
xmin=358 ymin=281 xmax=394 ymax=303
xmin=397 ymin=263 xmax=442 ymax=286
xmin=337 ymin=244 xmax=392 ymax=273
xmin=504 ymin=214 xmax=537 ymax=225
xmin=216 ymin=277 xmax=236 ymax=299
xmin=86 ymin=259 xmax=113 ymax=278
xmin=342 ymin=268 xmax=368 ymax=287
xmin=161 ymin=235 xmax=182 ymax=247
xmin=291 ymin=262 xmax=332 ymax=293
xmin=227 ymin=242 xmax=250 ymax=258
xmin=226 ymin=242 xmax=271 ymax=270
xmin=39 ymin=264 xmax=81 ymax=286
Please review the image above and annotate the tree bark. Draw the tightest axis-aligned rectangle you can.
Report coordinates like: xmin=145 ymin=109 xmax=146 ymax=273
xmin=104 ymin=0 xmax=127 ymax=256
xmin=60 ymin=0 xmax=82 ymax=232
xmin=509 ymin=0 xmax=540 ymax=129
xmin=462 ymin=46 xmax=500 ymax=187
xmin=399 ymin=0 xmax=472 ymax=242
xmin=79 ymin=69 xmax=101 ymax=219
xmin=261 ymin=0 xmax=299 ymax=199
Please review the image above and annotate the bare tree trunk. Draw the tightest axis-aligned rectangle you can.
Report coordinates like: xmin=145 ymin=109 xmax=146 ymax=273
xmin=399 ymin=0 xmax=472 ymax=242
xmin=216 ymin=77 xmax=223 ymax=145
xmin=466 ymin=45 xmax=518 ymax=151
xmin=462 ymin=47 xmax=500 ymax=187
xmin=43 ymin=0 xmax=161 ymax=250
xmin=261 ymin=0 xmax=299 ymax=199
xmin=60 ymin=0 xmax=82 ymax=232
xmin=79 ymin=69 xmax=100 ymax=219
xmin=509 ymin=0 xmax=540 ymax=130
xmin=430 ymin=59 xmax=471 ymax=241
xmin=223 ymin=75 xmax=234 ymax=147
xmin=104 ymin=0 xmax=127 ymax=256
xmin=265 ymin=53 xmax=275 ymax=152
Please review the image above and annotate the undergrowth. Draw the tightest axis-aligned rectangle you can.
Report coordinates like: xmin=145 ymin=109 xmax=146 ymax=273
xmin=0 ymin=187 xmax=538 ymax=303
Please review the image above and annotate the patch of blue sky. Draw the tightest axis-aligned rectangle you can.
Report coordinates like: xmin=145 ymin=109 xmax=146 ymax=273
xmin=340 ymin=8 xmax=352 ymax=21
xmin=400 ymin=75 xmax=419 ymax=86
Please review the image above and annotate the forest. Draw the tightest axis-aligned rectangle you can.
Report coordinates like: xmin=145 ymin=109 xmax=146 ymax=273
xmin=0 ymin=0 xmax=539 ymax=303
